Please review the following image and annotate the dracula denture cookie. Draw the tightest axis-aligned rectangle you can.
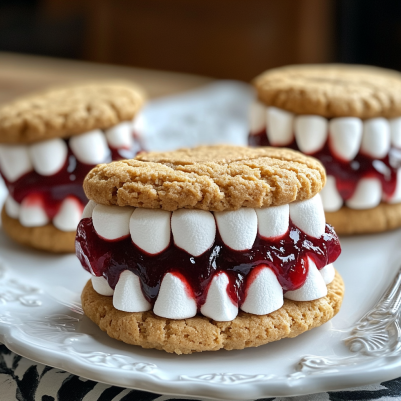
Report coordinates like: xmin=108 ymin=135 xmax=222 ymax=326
xmin=77 ymin=145 xmax=344 ymax=354
xmin=249 ymin=64 xmax=401 ymax=234
xmin=0 ymin=82 xmax=145 ymax=252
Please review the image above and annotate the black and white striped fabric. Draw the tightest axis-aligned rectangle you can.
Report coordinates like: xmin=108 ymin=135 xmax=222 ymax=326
xmin=1 ymin=346 xmax=401 ymax=401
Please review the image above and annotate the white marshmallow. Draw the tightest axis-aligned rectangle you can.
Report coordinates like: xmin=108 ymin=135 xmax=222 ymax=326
xmin=91 ymin=275 xmax=114 ymax=296
xmin=241 ymin=266 xmax=283 ymax=315
xmin=0 ymin=144 xmax=33 ymax=182
xmin=294 ymin=115 xmax=328 ymax=154
xmin=361 ymin=118 xmax=391 ymax=159
xmin=82 ymin=200 xmax=97 ymax=219
xmin=320 ymin=176 xmax=343 ymax=212
xmin=5 ymin=196 xmax=20 ymax=219
xmin=346 ymin=178 xmax=382 ymax=209
xmin=113 ymin=270 xmax=151 ymax=312
xmin=19 ymin=195 xmax=49 ymax=227
xmin=249 ymin=101 xmax=266 ymax=134
xmin=329 ymin=117 xmax=363 ymax=161
xmin=390 ymin=117 xmax=401 ymax=149
xmin=266 ymin=107 xmax=294 ymax=146
xmin=105 ymin=122 xmax=133 ymax=149
xmin=153 ymin=273 xmax=197 ymax=319
xmin=200 ymin=273 xmax=238 ymax=321
xmin=215 ymin=208 xmax=257 ymax=251
xmin=130 ymin=208 xmax=171 ymax=254
xmin=171 ymin=209 xmax=215 ymax=256
xmin=255 ymin=204 xmax=289 ymax=238
xmin=320 ymin=263 xmax=335 ymax=285
xmin=386 ymin=168 xmax=401 ymax=204
xmin=284 ymin=259 xmax=327 ymax=301
xmin=289 ymin=194 xmax=326 ymax=238
xmin=29 ymin=138 xmax=68 ymax=176
xmin=53 ymin=197 xmax=83 ymax=232
xmin=92 ymin=204 xmax=134 ymax=240
xmin=69 ymin=130 xmax=110 ymax=165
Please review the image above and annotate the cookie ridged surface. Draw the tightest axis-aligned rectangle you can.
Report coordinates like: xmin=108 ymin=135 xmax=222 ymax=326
xmin=0 ymin=82 xmax=145 ymax=144
xmin=83 ymin=145 xmax=326 ymax=211
xmin=81 ymin=270 xmax=344 ymax=354
xmin=253 ymin=64 xmax=401 ymax=119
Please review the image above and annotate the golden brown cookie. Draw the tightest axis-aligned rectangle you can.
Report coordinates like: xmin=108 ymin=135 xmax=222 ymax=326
xmin=0 ymin=82 xmax=145 ymax=144
xmin=1 ymin=206 xmax=75 ymax=253
xmin=83 ymin=145 xmax=326 ymax=211
xmin=253 ymin=64 xmax=401 ymax=119
xmin=326 ymin=203 xmax=401 ymax=235
xmin=81 ymin=270 xmax=344 ymax=354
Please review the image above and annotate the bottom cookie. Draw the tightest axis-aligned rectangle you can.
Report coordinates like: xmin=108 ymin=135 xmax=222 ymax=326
xmin=1 ymin=206 xmax=76 ymax=253
xmin=81 ymin=270 xmax=344 ymax=354
xmin=326 ymin=202 xmax=401 ymax=235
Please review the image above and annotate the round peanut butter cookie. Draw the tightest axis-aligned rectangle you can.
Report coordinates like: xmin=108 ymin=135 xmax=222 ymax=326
xmin=83 ymin=145 xmax=326 ymax=211
xmin=81 ymin=270 xmax=344 ymax=354
xmin=0 ymin=82 xmax=145 ymax=144
xmin=326 ymin=203 xmax=401 ymax=235
xmin=1 ymin=206 xmax=75 ymax=253
xmin=253 ymin=64 xmax=401 ymax=119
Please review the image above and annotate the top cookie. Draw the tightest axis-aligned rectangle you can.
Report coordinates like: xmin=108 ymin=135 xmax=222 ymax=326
xmin=83 ymin=145 xmax=326 ymax=211
xmin=0 ymin=82 xmax=145 ymax=144
xmin=253 ymin=64 xmax=401 ymax=119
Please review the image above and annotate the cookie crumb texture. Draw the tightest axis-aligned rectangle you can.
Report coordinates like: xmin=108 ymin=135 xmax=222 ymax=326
xmin=1 ymin=207 xmax=75 ymax=253
xmin=253 ymin=64 xmax=401 ymax=119
xmin=0 ymin=82 xmax=145 ymax=144
xmin=326 ymin=203 xmax=401 ymax=235
xmin=84 ymin=145 xmax=326 ymax=211
xmin=81 ymin=271 xmax=344 ymax=354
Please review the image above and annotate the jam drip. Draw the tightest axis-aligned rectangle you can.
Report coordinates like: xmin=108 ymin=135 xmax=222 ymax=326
xmin=249 ymin=130 xmax=401 ymax=201
xmin=76 ymin=218 xmax=341 ymax=309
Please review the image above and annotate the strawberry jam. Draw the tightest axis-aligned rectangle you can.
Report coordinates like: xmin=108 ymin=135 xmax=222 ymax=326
xmin=76 ymin=218 xmax=341 ymax=309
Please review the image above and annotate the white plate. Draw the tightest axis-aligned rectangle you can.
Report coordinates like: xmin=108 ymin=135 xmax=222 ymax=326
xmin=0 ymin=224 xmax=401 ymax=400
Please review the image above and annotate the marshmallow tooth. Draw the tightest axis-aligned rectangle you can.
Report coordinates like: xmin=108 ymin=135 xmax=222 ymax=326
xmin=0 ymin=144 xmax=33 ymax=182
xmin=289 ymin=194 xmax=326 ymax=238
xmin=329 ymin=117 xmax=363 ymax=161
xmin=256 ymin=204 xmax=289 ymax=239
xmin=130 ymin=208 xmax=171 ymax=254
xmin=320 ymin=176 xmax=343 ymax=212
xmin=346 ymin=178 xmax=382 ymax=209
xmin=266 ymin=107 xmax=294 ymax=146
xmin=285 ymin=259 xmax=327 ymax=301
xmin=29 ymin=138 xmax=67 ymax=176
xmin=361 ymin=118 xmax=391 ymax=159
xmin=113 ymin=270 xmax=151 ymax=312
xmin=215 ymin=208 xmax=257 ymax=251
xmin=53 ymin=197 xmax=83 ymax=232
xmin=69 ymin=130 xmax=110 ymax=165
xmin=92 ymin=204 xmax=134 ymax=240
xmin=91 ymin=276 xmax=114 ymax=296
xmin=19 ymin=194 xmax=49 ymax=227
xmin=386 ymin=168 xmax=401 ymax=204
xmin=153 ymin=273 xmax=197 ymax=319
xmin=171 ymin=209 xmax=215 ymax=256
xmin=200 ymin=273 xmax=238 ymax=321
xmin=249 ymin=101 xmax=266 ymax=134
xmin=105 ymin=122 xmax=133 ymax=149
xmin=320 ymin=263 xmax=335 ymax=285
xmin=5 ymin=196 xmax=20 ymax=219
xmin=241 ymin=265 xmax=283 ymax=315
xmin=390 ymin=117 xmax=401 ymax=148
xmin=82 ymin=200 xmax=97 ymax=219
xmin=294 ymin=115 xmax=328 ymax=154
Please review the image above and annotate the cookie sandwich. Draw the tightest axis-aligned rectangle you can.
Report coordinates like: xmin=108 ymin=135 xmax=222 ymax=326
xmin=0 ymin=82 xmax=145 ymax=252
xmin=77 ymin=145 xmax=343 ymax=354
xmin=250 ymin=65 xmax=401 ymax=234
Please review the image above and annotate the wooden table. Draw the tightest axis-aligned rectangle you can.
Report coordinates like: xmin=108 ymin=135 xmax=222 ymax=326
xmin=0 ymin=52 xmax=214 ymax=104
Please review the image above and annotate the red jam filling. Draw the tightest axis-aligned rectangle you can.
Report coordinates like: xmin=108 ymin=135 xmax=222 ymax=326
xmin=249 ymin=130 xmax=401 ymax=201
xmin=76 ymin=218 xmax=341 ymax=309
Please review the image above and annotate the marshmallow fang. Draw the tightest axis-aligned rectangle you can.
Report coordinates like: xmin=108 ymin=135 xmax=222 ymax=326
xmin=82 ymin=200 xmax=97 ymax=219
xmin=105 ymin=122 xmax=133 ymax=149
xmin=241 ymin=265 xmax=283 ymax=315
xmin=256 ymin=204 xmax=289 ymax=239
xmin=346 ymin=178 xmax=382 ymax=209
xmin=294 ymin=115 xmax=328 ymax=154
xmin=69 ymin=130 xmax=110 ymax=165
xmin=113 ymin=270 xmax=151 ymax=312
xmin=200 ymin=273 xmax=238 ymax=321
xmin=285 ymin=259 xmax=327 ymax=301
xmin=171 ymin=209 xmax=216 ymax=256
xmin=0 ymin=144 xmax=33 ymax=182
xmin=53 ymin=197 xmax=83 ymax=232
xmin=5 ymin=196 xmax=20 ymax=219
xmin=361 ymin=118 xmax=391 ymax=159
xmin=153 ymin=273 xmax=197 ymax=319
xmin=390 ymin=117 xmax=401 ymax=148
xmin=266 ymin=107 xmax=294 ymax=146
xmin=19 ymin=194 xmax=49 ymax=227
xmin=289 ymin=194 xmax=326 ymax=238
xmin=249 ymin=101 xmax=266 ymax=134
xmin=320 ymin=176 xmax=343 ymax=212
xmin=320 ymin=263 xmax=335 ymax=285
xmin=130 ymin=208 xmax=171 ymax=254
xmin=92 ymin=275 xmax=114 ymax=296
